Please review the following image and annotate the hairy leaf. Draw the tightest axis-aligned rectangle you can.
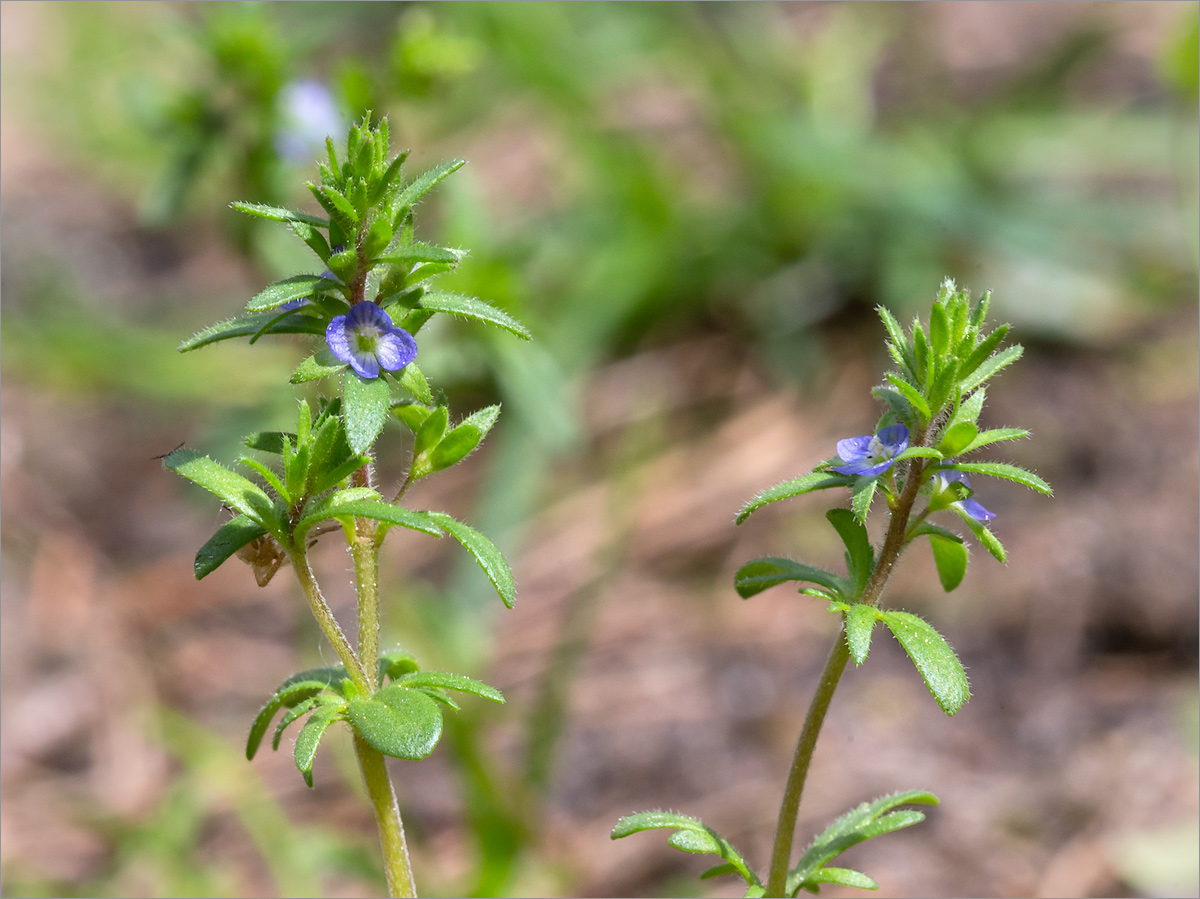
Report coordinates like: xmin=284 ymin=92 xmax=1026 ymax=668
xmin=346 ymin=686 xmax=443 ymax=761
xmin=929 ymin=535 xmax=968 ymax=592
xmin=941 ymin=461 xmax=1051 ymax=495
xmin=343 ymin=372 xmax=392 ymax=454
xmin=843 ymin=604 xmax=879 ymax=666
xmin=735 ymin=557 xmax=845 ymax=599
xmin=194 ymin=516 xmax=266 ymax=580
xmin=294 ymin=703 xmax=347 ymax=787
xmin=395 ymin=671 xmax=504 ymax=703
xmin=736 ymin=472 xmax=854 ymax=524
xmin=424 ymin=512 xmax=516 ymax=608
xmin=881 ymin=611 xmax=970 ymax=715
xmin=414 ymin=290 xmax=531 ymax=340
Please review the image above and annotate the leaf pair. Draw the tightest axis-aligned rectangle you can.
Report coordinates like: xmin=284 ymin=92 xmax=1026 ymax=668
xmin=830 ymin=603 xmax=970 ymax=716
xmin=611 ymin=811 xmax=761 ymax=894
xmin=735 ymin=510 xmax=872 ymax=603
xmin=248 ymin=652 xmax=504 ymax=787
xmin=394 ymin=402 xmax=501 ymax=481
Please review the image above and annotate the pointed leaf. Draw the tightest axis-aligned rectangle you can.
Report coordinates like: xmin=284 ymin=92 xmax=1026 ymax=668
xmin=292 ymin=353 xmax=347 ymax=384
xmin=247 ymin=679 xmax=340 ymax=760
xmin=735 ymin=557 xmax=845 ymax=598
xmin=230 ymin=201 xmax=328 ymax=227
xmin=851 ymin=477 xmax=877 ymax=524
xmin=414 ymin=290 xmax=531 ymax=340
xmin=929 ymin=535 xmax=968 ymax=592
xmin=736 ymin=472 xmax=855 ymax=524
xmin=881 ymin=611 xmax=970 ymax=715
xmin=844 ymin=604 xmax=879 ymax=666
xmin=884 ymin=374 xmax=930 ymax=424
xmin=294 ymin=703 xmax=347 ymax=787
xmin=164 ymin=450 xmax=281 ymax=535
xmin=424 ymin=512 xmax=516 ymax=608
xmin=394 ymin=159 xmax=465 ymax=212
xmin=669 ymin=830 xmax=722 ymax=853
xmin=296 ymin=496 xmax=443 ymax=541
xmin=178 ymin=310 xmax=326 ymax=351
xmin=343 ymin=372 xmax=392 ymax=454
xmin=937 ymin=422 xmax=978 ymax=457
xmin=810 ymin=868 xmax=878 ymax=890
xmin=346 ymin=685 xmax=443 ymax=761
xmin=700 ymin=864 xmax=740 ymax=881
xmin=412 ymin=405 xmax=449 ymax=458
xmin=194 ymin=516 xmax=266 ymax=579
xmin=960 ymin=343 xmax=1022 ymax=393
xmin=246 ymin=274 xmax=340 ymax=313
xmin=826 ymin=509 xmax=873 ymax=595
xmin=395 ymin=362 xmax=432 ymax=404
xmin=375 ymin=243 xmax=465 ymax=266
xmin=942 ymin=461 xmax=1051 ymax=495
xmin=395 ymin=671 xmax=504 ymax=703
xmin=955 ymin=509 xmax=1007 ymax=563
xmin=959 ymin=428 xmax=1029 ymax=455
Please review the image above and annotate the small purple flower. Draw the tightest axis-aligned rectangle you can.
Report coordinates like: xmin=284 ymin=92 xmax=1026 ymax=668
xmin=938 ymin=471 xmax=995 ymax=522
xmin=326 ymin=301 xmax=417 ymax=379
xmin=832 ymin=425 xmax=909 ymax=477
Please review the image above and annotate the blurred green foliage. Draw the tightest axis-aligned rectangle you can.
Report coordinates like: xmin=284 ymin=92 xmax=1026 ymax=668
xmin=2 ymin=3 xmax=1197 ymax=896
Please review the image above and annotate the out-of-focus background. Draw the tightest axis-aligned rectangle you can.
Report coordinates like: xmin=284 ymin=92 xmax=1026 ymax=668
xmin=1 ymin=2 xmax=1197 ymax=897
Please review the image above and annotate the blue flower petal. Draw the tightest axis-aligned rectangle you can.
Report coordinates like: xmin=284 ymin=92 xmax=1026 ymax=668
xmin=958 ymin=496 xmax=995 ymax=522
xmin=835 ymin=435 xmax=874 ymax=463
xmin=375 ymin=328 xmax=418 ymax=372
xmin=348 ymin=349 xmax=380 ymax=380
xmin=877 ymin=424 xmax=909 ymax=453
xmin=326 ymin=315 xmax=352 ymax=362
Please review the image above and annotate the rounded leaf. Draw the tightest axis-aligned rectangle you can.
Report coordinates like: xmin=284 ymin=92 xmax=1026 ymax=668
xmin=347 ymin=686 xmax=443 ymax=760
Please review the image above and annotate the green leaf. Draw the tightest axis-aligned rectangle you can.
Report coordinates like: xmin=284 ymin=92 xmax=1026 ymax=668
xmin=929 ymin=300 xmax=950 ymax=357
xmin=346 ymin=685 xmax=444 ymax=761
xmin=958 ymin=324 xmax=1010 ymax=381
xmin=937 ymin=422 xmax=978 ymax=457
xmin=284 ymin=442 xmax=310 ymax=504
xmin=164 ymin=450 xmax=282 ymax=537
xmin=894 ymin=447 xmax=943 ymax=462
xmin=955 ymin=509 xmax=1007 ymax=563
xmin=700 ymin=864 xmax=740 ymax=881
xmin=787 ymin=791 xmax=938 ymax=896
xmin=392 ymin=401 xmax=434 ymax=433
xmin=292 ymin=353 xmax=347 ymax=384
xmin=294 ymin=703 xmax=347 ymax=787
xmin=881 ymin=611 xmax=970 ymax=715
xmin=395 ymin=362 xmax=432 ymax=404
xmin=735 ymin=557 xmax=845 ymax=599
xmin=611 ymin=811 xmax=760 ymax=889
xmin=412 ymin=405 xmax=449 ymax=459
xmin=289 ymin=220 xmax=331 ymax=261
xmin=395 ymin=671 xmax=504 ymax=704
xmin=843 ymin=604 xmax=879 ymax=666
xmin=310 ymin=183 xmax=359 ymax=225
xmin=412 ymin=290 xmax=531 ymax=340
xmin=809 ymin=868 xmax=878 ymax=890
xmin=178 ymin=310 xmax=326 ymax=351
xmin=929 ymin=535 xmax=968 ymax=592
xmin=194 ymin=516 xmax=266 ymax=580
xmin=375 ymin=243 xmax=465 ymax=266
xmin=295 ymin=496 xmax=443 ymax=541
xmin=960 ymin=343 xmax=1022 ymax=393
xmin=850 ymin=477 xmax=877 ymax=524
xmin=237 ymin=456 xmax=289 ymax=505
xmin=393 ymin=159 xmax=466 ymax=213
xmin=736 ymin=472 xmax=854 ymax=524
xmin=883 ymin=374 xmax=930 ymax=424
xmin=941 ymin=461 xmax=1051 ymax=495
xmin=826 ymin=509 xmax=873 ymax=596
xmin=424 ymin=512 xmax=516 ymax=608
xmin=246 ymin=274 xmax=339 ymax=313
xmin=272 ymin=697 xmax=323 ymax=751
xmin=343 ymin=373 xmax=393 ymax=454
xmin=871 ymin=386 xmax=919 ymax=430
xmin=363 ymin=216 xmax=394 ymax=260
xmin=959 ymin=428 xmax=1029 ymax=455
xmin=247 ymin=678 xmax=340 ymax=761
xmin=230 ymin=201 xmax=328 ymax=227
xmin=908 ymin=521 xmax=963 ymax=543
xmin=876 ymin=305 xmax=917 ymax=382
xmin=945 ymin=387 xmax=986 ymax=431
xmin=379 ymin=649 xmax=421 ymax=683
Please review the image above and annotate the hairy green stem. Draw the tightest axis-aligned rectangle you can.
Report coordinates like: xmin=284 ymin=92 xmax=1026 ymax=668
xmin=355 ymin=733 xmax=417 ymax=898
xmin=290 ymin=540 xmax=371 ymax=692
xmin=764 ymin=446 xmax=929 ymax=897
xmin=352 ymin=534 xmax=381 ymax=690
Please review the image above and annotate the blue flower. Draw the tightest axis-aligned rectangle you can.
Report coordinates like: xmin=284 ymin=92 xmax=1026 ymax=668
xmin=832 ymin=425 xmax=909 ymax=477
xmin=937 ymin=471 xmax=995 ymax=522
xmin=326 ymin=301 xmax=417 ymax=379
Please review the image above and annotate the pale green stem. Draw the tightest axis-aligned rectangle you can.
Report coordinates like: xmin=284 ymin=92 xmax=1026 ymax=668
xmin=290 ymin=540 xmax=370 ymax=693
xmin=355 ymin=733 xmax=417 ymax=898
xmin=764 ymin=446 xmax=929 ymax=897
xmin=352 ymin=531 xmax=381 ymax=688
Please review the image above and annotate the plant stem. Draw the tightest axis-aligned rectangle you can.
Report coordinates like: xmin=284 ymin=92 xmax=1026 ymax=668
xmin=290 ymin=540 xmax=371 ymax=693
xmin=352 ymin=531 xmax=381 ymax=691
xmin=355 ymin=733 xmax=417 ymax=898
xmin=764 ymin=449 xmax=929 ymax=897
